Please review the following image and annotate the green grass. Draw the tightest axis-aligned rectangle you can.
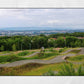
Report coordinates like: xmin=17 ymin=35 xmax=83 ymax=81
xmin=0 ymin=63 xmax=62 ymax=76
xmin=0 ymin=50 xmax=59 ymax=64
xmin=0 ymin=62 xmax=83 ymax=76
xmin=0 ymin=54 xmax=27 ymax=64
xmin=44 ymin=48 xmax=57 ymax=53
xmin=27 ymin=52 xmax=59 ymax=60
xmin=22 ymin=62 xmax=80 ymax=76
xmin=0 ymin=50 xmax=36 ymax=64
xmin=22 ymin=63 xmax=64 ymax=76
xmin=68 ymin=49 xmax=81 ymax=54
xmin=0 ymin=62 xmax=82 ymax=76
xmin=0 ymin=51 xmax=11 ymax=54
xmin=17 ymin=51 xmax=35 ymax=56
xmin=0 ymin=63 xmax=44 ymax=76
xmin=43 ymin=63 xmax=84 ymax=76
xmin=59 ymin=47 xmax=69 ymax=53
xmin=43 ymin=55 xmax=57 ymax=60
xmin=67 ymin=55 xmax=84 ymax=62
xmin=17 ymin=51 xmax=29 ymax=56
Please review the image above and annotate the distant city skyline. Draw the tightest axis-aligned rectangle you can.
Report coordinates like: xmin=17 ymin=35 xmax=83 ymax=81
xmin=0 ymin=9 xmax=84 ymax=30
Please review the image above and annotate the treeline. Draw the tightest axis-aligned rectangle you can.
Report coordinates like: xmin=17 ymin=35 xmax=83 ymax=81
xmin=0 ymin=32 xmax=84 ymax=51
xmin=0 ymin=35 xmax=48 ymax=51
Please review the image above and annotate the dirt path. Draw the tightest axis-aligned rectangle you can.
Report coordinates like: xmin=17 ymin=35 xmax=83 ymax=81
xmin=0 ymin=48 xmax=83 ymax=67
xmin=61 ymin=48 xmax=82 ymax=54
xmin=0 ymin=53 xmax=11 ymax=56
xmin=77 ymin=48 xmax=84 ymax=55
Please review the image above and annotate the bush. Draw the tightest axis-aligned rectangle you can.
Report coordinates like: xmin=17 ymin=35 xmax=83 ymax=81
xmin=57 ymin=63 xmax=84 ymax=76
xmin=57 ymin=63 xmax=76 ymax=76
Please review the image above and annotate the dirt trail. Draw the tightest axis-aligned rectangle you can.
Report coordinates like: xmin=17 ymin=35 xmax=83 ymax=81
xmin=77 ymin=48 xmax=84 ymax=55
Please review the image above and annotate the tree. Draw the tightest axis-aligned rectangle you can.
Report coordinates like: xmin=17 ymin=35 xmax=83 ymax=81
xmin=66 ymin=36 xmax=78 ymax=47
xmin=22 ymin=36 xmax=31 ymax=50
xmin=37 ymin=36 xmax=48 ymax=48
xmin=0 ymin=45 xmax=4 ymax=51
xmin=56 ymin=37 xmax=65 ymax=47
xmin=48 ymin=38 xmax=56 ymax=48
xmin=12 ymin=44 xmax=16 ymax=51
xmin=82 ymin=40 xmax=84 ymax=47
xmin=75 ymin=40 xmax=81 ymax=47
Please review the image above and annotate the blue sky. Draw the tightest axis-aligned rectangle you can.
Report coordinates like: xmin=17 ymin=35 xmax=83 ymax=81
xmin=0 ymin=9 xmax=84 ymax=29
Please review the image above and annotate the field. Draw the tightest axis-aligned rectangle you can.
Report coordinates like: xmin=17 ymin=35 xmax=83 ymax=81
xmin=0 ymin=47 xmax=84 ymax=76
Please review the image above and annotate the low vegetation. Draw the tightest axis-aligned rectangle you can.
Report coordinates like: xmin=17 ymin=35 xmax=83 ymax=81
xmin=0 ymin=63 xmax=44 ymax=76
xmin=22 ymin=63 xmax=63 ymax=76
xmin=27 ymin=52 xmax=59 ymax=60
xmin=68 ymin=49 xmax=81 ymax=54
xmin=67 ymin=55 xmax=84 ymax=62
xmin=17 ymin=51 xmax=29 ymax=56
xmin=43 ymin=63 xmax=84 ymax=76
xmin=59 ymin=47 xmax=67 ymax=53
xmin=0 ymin=54 xmax=27 ymax=64
xmin=17 ymin=51 xmax=35 ymax=56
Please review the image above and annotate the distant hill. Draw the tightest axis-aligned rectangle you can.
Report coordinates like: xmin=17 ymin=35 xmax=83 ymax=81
xmin=0 ymin=27 xmax=84 ymax=32
xmin=0 ymin=27 xmax=70 ymax=31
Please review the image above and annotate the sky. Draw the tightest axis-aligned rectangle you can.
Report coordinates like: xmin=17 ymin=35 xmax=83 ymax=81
xmin=0 ymin=9 xmax=84 ymax=29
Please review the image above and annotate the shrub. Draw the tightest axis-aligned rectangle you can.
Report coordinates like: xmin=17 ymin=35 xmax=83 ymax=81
xmin=57 ymin=63 xmax=75 ymax=76
xmin=57 ymin=63 xmax=84 ymax=76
